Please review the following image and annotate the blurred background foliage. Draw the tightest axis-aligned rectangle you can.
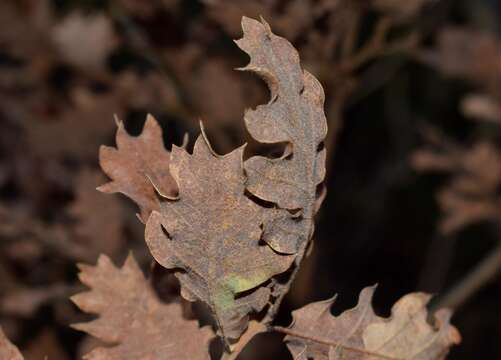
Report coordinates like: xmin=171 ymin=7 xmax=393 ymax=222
xmin=1 ymin=0 xmax=501 ymax=358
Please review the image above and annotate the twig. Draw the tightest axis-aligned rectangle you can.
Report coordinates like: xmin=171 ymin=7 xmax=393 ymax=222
xmin=340 ymin=11 xmax=361 ymax=58
xmin=340 ymin=18 xmax=420 ymax=73
xmin=222 ymin=321 xmax=266 ymax=360
xmin=340 ymin=16 xmax=392 ymax=72
xmin=432 ymin=241 xmax=501 ymax=311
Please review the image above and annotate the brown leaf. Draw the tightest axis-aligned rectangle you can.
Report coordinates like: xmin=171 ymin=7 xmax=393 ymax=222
xmin=285 ymin=286 xmax=380 ymax=359
xmin=283 ymin=286 xmax=460 ymax=359
xmin=236 ymin=16 xmax=327 ymax=253
xmin=99 ymin=115 xmax=178 ymax=222
xmin=145 ymin=130 xmax=294 ymax=340
xmin=71 ymin=254 xmax=213 ymax=359
xmin=0 ymin=326 xmax=23 ymax=360
xmin=362 ymin=294 xmax=460 ymax=360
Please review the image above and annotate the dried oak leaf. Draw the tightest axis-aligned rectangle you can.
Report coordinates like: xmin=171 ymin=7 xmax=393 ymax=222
xmin=71 ymin=254 xmax=213 ymax=359
xmin=145 ymin=131 xmax=294 ymax=340
xmin=99 ymin=115 xmax=177 ymax=222
xmin=284 ymin=286 xmax=460 ymax=360
xmin=236 ymin=17 xmax=327 ymax=253
xmin=0 ymin=326 xmax=23 ymax=360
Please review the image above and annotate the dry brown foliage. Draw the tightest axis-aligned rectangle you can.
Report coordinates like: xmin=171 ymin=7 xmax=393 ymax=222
xmin=99 ymin=115 xmax=178 ymax=223
xmin=281 ymin=286 xmax=460 ymax=359
xmin=0 ymin=0 xmax=475 ymax=358
xmin=71 ymin=254 xmax=214 ymax=359
xmin=63 ymin=16 xmax=461 ymax=359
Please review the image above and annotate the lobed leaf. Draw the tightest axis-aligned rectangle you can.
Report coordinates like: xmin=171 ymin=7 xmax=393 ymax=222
xmin=71 ymin=254 xmax=213 ymax=359
xmin=284 ymin=286 xmax=461 ymax=359
xmin=145 ymin=130 xmax=294 ymax=340
xmin=99 ymin=115 xmax=177 ymax=222
xmin=96 ymin=16 xmax=328 ymax=348
xmin=236 ymin=16 xmax=327 ymax=253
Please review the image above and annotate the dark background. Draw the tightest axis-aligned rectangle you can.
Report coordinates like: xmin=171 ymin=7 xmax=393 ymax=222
xmin=1 ymin=0 xmax=500 ymax=358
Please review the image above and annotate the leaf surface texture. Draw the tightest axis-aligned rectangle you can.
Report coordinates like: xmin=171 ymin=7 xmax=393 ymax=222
xmin=145 ymin=133 xmax=294 ymax=340
xmin=237 ymin=16 xmax=327 ymax=253
xmin=284 ymin=286 xmax=461 ymax=359
xmin=99 ymin=115 xmax=177 ymax=222
xmin=71 ymin=254 xmax=213 ymax=359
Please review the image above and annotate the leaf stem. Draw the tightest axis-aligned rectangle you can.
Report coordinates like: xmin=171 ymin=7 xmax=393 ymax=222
xmin=271 ymin=326 xmax=403 ymax=360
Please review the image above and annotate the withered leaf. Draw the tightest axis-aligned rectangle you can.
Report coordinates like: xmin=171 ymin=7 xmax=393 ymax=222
xmin=236 ymin=17 xmax=327 ymax=253
xmin=284 ymin=286 xmax=461 ymax=359
xmin=71 ymin=254 xmax=213 ymax=360
xmin=362 ymin=294 xmax=460 ymax=360
xmin=145 ymin=130 xmax=294 ymax=340
xmin=99 ymin=115 xmax=178 ymax=222
xmin=285 ymin=286 xmax=380 ymax=359
xmin=0 ymin=326 xmax=23 ymax=360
